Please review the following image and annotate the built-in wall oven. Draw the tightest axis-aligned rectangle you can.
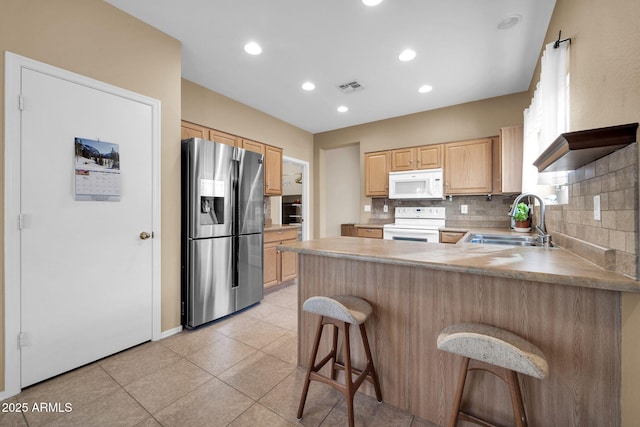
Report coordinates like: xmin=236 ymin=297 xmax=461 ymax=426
xmin=383 ymin=207 xmax=445 ymax=243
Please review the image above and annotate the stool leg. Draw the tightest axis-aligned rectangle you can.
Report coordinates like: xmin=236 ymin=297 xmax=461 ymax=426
xmin=330 ymin=324 xmax=339 ymax=380
xmin=506 ymin=370 xmax=528 ymax=427
xmin=448 ymin=357 xmax=470 ymax=427
xmin=297 ymin=316 xmax=325 ymax=420
xmin=341 ymin=321 xmax=356 ymax=427
xmin=359 ymin=323 xmax=382 ymax=402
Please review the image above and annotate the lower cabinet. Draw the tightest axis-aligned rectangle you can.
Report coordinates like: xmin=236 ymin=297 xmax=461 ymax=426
xmin=355 ymin=226 xmax=383 ymax=239
xmin=439 ymin=230 xmax=466 ymax=244
xmin=264 ymin=227 xmax=298 ymax=289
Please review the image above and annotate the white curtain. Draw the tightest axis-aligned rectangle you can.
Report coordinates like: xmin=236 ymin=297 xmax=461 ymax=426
xmin=522 ymin=41 xmax=570 ymax=195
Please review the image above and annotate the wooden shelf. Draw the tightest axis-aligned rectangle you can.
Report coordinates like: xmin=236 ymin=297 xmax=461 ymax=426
xmin=534 ymin=123 xmax=638 ymax=172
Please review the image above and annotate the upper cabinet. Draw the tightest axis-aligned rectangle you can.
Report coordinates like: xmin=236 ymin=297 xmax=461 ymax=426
xmin=209 ymin=129 xmax=239 ymax=147
xmin=365 ymin=151 xmax=391 ymax=197
xmin=416 ymin=144 xmax=442 ymax=169
xmin=443 ymin=138 xmax=493 ymax=195
xmin=390 ymin=145 xmax=442 ymax=171
xmin=181 ymin=121 xmax=209 ymax=140
xmin=181 ymin=121 xmax=238 ymax=147
xmin=181 ymin=121 xmax=283 ymax=196
xmin=264 ymin=145 xmax=283 ymax=196
xmin=492 ymin=126 xmax=523 ymax=194
xmin=241 ymin=138 xmax=265 ymax=155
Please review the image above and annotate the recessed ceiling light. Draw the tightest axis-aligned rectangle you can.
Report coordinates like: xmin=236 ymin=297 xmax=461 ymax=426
xmin=301 ymin=82 xmax=315 ymax=91
xmin=337 ymin=106 xmax=349 ymax=113
xmin=362 ymin=0 xmax=383 ymax=6
xmin=496 ymin=15 xmax=522 ymax=31
xmin=418 ymin=85 xmax=433 ymax=94
xmin=399 ymin=49 xmax=416 ymax=62
xmin=244 ymin=41 xmax=262 ymax=55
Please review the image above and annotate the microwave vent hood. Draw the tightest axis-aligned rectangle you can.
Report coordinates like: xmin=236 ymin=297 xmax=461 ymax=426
xmin=533 ymin=122 xmax=638 ymax=173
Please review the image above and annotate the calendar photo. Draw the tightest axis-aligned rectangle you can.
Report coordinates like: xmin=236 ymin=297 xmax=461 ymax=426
xmin=74 ymin=137 xmax=122 ymax=201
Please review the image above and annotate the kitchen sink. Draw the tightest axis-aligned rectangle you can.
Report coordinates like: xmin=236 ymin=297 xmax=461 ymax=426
xmin=465 ymin=233 xmax=551 ymax=247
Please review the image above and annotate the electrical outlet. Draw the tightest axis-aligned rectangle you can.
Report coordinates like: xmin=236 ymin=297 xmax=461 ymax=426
xmin=364 ymin=204 xmax=371 ymax=212
xmin=383 ymin=204 xmax=388 ymax=213
xmin=594 ymin=195 xmax=601 ymax=220
xmin=461 ymin=205 xmax=468 ymax=214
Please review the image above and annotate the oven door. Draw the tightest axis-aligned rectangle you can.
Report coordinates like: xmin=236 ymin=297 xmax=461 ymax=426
xmin=383 ymin=226 xmax=439 ymax=243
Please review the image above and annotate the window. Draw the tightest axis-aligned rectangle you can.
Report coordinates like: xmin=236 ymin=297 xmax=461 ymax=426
xmin=522 ymin=41 xmax=570 ymax=204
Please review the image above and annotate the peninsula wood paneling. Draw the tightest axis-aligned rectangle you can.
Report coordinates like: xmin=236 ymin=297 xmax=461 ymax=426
xmin=296 ymin=254 xmax=621 ymax=426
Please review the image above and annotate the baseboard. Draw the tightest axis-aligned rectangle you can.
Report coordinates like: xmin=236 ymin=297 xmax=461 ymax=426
xmin=157 ymin=325 xmax=182 ymax=340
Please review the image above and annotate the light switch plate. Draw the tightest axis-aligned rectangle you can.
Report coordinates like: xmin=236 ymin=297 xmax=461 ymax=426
xmin=383 ymin=204 xmax=388 ymax=213
xmin=594 ymin=195 xmax=601 ymax=220
xmin=364 ymin=204 xmax=371 ymax=212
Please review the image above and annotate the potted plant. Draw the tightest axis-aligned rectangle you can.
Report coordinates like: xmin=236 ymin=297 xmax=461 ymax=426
xmin=512 ymin=202 xmax=530 ymax=230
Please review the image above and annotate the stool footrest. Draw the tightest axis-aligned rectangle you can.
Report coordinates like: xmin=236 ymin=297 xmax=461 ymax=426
xmin=458 ymin=410 xmax=499 ymax=427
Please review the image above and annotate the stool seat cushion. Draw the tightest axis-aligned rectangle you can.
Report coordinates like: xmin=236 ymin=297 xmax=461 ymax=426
xmin=437 ymin=323 xmax=548 ymax=379
xmin=303 ymin=296 xmax=372 ymax=325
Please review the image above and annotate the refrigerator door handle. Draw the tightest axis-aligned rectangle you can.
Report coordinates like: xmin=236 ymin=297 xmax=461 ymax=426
xmin=232 ymin=235 xmax=239 ymax=289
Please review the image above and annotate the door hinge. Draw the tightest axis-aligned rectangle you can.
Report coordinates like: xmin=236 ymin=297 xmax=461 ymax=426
xmin=18 ymin=95 xmax=24 ymax=111
xmin=18 ymin=332 xmax=25 ymax=349
xmin=18 ymin=213 xmax=24 ymax=230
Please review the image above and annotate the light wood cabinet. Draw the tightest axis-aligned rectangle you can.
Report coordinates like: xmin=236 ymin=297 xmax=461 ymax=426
xmin=264 ymin=145 xmax=283 ymax=196
xmin=365 ymin=151 xmax=391 ymax=197
xmin=391 ymin=145 xmax=442 ymax=172
xmin=439 ymin=230 xmax=466 ymax=244
xmin=341 ymin=224 xmax=357 ymax=237
xmin=492 ymin=126 xmax=523 ymax=194
xmin=241 ymin=138 xmax=265 ymax=156
xmin=209 ymin=129 xmax=238 ymax=147
xmin=264 ymin=227 xmax=298 ymax=289
xmin=443 ymin=138 xmax=493 ymax=195
xmin=355 ymin=226 xmax=383 ymax=239
xmin=391 ymin=147 xmax=415 ymax=171
xmin=181 ymin=121 xmax=209 ymax=140
xmin=416 ymin=145 xmax=442 ymax=169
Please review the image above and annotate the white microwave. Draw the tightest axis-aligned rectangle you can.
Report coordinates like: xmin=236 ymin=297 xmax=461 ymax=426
xmin=388 ymin=169 xmax=444 ymax=199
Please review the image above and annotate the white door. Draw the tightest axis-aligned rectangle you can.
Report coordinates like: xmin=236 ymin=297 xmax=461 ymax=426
xmin=19 ymin=67 xmax=154 ymax=387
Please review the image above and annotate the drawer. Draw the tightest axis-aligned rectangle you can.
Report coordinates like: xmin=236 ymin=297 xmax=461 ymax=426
xmin=439 ymin=231 xmax=466 ymax=244
xmin=356 ymin=227 xmax=383 ymax=239
xmin=264 ymin=227 xmax=299 ymax=243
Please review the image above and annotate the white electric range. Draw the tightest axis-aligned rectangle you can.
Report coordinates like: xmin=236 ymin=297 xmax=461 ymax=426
xmin=383 ymin=206 xmax=445 ymax=243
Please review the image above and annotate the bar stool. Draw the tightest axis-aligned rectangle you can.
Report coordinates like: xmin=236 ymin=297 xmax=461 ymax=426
xmin=437 ymin=323 xmax=548 ymax=427
xmin=297 ymin=295 xmax=382 ymax=427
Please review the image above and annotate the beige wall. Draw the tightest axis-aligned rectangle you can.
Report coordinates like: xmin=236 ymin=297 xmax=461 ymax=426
xmin=0 ymin=0 xmax=181 ymax=392
xmin=181 ymin=79 xmax=313 ymax=164
xmin=535 ymin=0 xmax=640 ymax=424
xmin=312 ymin=92 xmax=530 ymax=236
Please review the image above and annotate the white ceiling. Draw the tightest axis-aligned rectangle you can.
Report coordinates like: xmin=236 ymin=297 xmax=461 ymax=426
xmin=106 ymin=0 xmax=556 ymax=134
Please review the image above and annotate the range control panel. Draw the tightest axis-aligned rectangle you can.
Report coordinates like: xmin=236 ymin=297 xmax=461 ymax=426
xmin=394 ymin=206 xmax=445 ymax=220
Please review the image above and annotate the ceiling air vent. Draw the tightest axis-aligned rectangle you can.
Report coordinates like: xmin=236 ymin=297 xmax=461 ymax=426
xmin=338 ymin=81 xmax=364 ymax=94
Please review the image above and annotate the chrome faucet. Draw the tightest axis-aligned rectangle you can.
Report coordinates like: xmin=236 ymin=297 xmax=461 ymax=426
xmin=509 ymin=193 xmax=551 ymax=246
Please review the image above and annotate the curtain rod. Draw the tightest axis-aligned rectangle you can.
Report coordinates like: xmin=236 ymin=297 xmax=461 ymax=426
xmin=553 ymin=30 xmax=572 ymax=49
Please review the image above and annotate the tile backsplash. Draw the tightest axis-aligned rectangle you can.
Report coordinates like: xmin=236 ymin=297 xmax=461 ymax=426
xmin=370 ymin=195 xmax=515 ymax=229
xmin=546 ymin=142 xmax=638 ymax=278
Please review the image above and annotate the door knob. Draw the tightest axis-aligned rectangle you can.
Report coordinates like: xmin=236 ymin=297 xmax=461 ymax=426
xmin=139 ymin=232 xmax=151 ymax=240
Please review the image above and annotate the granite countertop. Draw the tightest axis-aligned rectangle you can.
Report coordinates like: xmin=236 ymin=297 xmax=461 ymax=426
xmin=277 ymin=236 xmax=640 ymax=293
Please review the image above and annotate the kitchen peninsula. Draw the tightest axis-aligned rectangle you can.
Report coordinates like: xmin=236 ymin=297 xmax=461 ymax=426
xmin=278 ymin=237 xmax=640 ymax=426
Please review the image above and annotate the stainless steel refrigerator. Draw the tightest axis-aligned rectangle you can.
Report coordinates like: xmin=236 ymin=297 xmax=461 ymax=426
xmin=181 ymin=138 xmax=264 ymax=328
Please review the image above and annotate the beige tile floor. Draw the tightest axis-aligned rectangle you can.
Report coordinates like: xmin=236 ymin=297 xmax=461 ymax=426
xmin=1 ymin=282 xmax=437 ymax=427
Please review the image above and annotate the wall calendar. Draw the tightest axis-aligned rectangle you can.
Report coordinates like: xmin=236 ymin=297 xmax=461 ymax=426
xmin=74 ymin=137 xmax=121 ymax=201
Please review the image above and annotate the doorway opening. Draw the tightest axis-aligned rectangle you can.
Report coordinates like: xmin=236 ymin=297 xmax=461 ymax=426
xmin=280 ymin=156 xmax=310 ymax=241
